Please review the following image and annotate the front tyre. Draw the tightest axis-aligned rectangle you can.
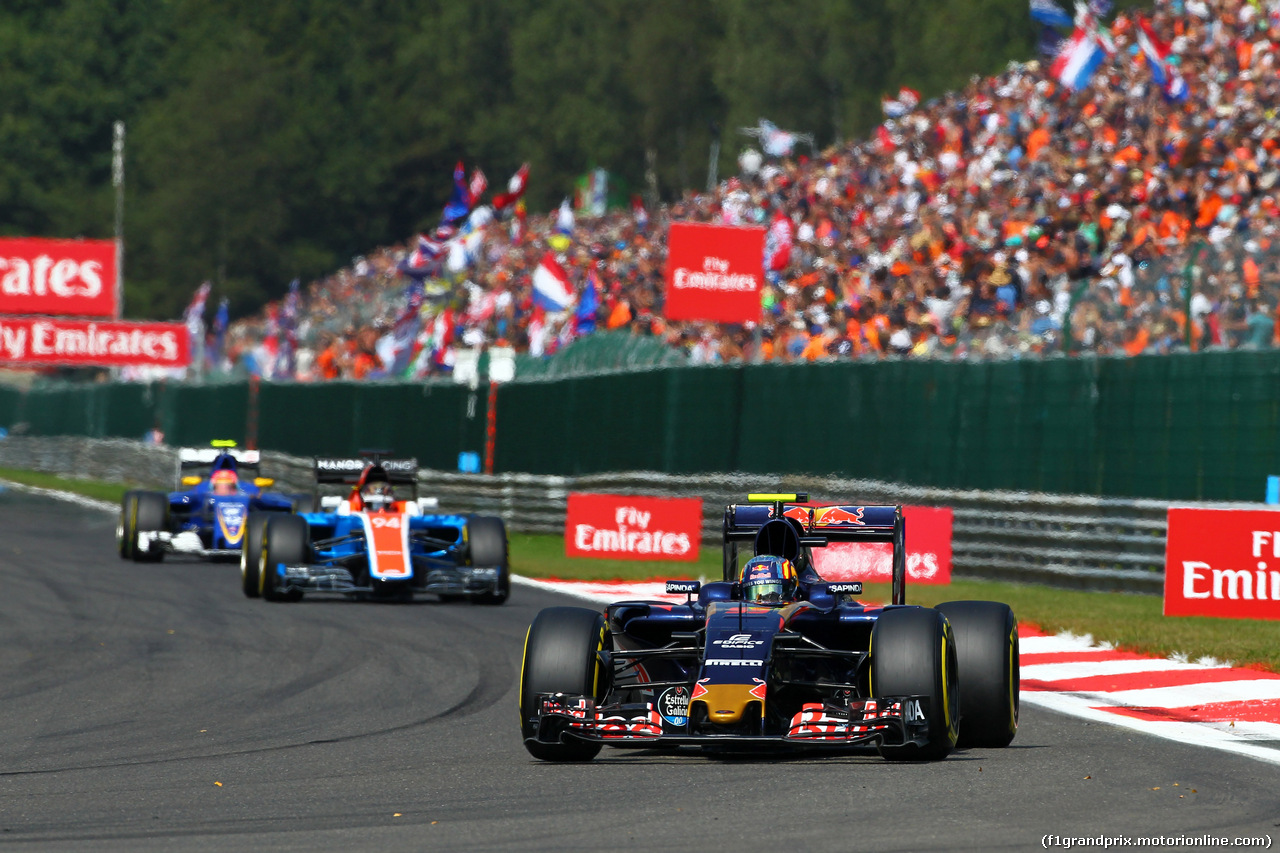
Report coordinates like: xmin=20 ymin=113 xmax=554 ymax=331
xmin=259 ymin=515 xmax=309 ymax=603
xmin=937 ymin=600 xmax=1019 ymax=748
xmin=871 ymin=607 xmax=959 ymax=761
xmin=467 ymin=515 xmax=510 ymax=605
xmin=520 ymin=606 xmax=608 ymax=762
xmin=240 ymin=513 xmax=271 ymax=599
xmin=129 ymin=491 xmax=169 ymax=563
xmin=117 ymin=490 xmax=139 ymax=559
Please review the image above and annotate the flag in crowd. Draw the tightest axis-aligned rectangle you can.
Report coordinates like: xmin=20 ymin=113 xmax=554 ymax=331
xmin=1074 ymin=1 xmax=1115 ymax=53
xmin=1136 ymin=16 xmax=1189 ymax=101
xmin=576 ymin=270 xmax=600 ymax=335
xmin=631 ymin=195 xmax=648 ymax=230
xmin=1037 ymin=25 xmax=1068 ymax=58
xmin=442 ymin=162 xmax=472 ymax=225
xmin=1029 ymin=0 xmax=1073 ymax=28
xmin=274 ymin=278 xmax=300 ymax=379
xmin=765 ymin=210 xmax=794 ymax=273
xmin=212 ymin=297 xmax=229 ymax=369
xmin=184 ymin=281 xmax=211 ymax=336
xmin=1051 ymin=27 xmax=1106 ymax=90
xmin=532 ymin=251 xmax=575 ymax=312
xmin=548 ymin=198 xmax=574 ymax=250
xmin=880 ymin=87 xmax=921 ymax=118
xmin=468 ymin=168 xmax=487 ymax=206
xmin=491 ymin=163 xmax=529 ymax=211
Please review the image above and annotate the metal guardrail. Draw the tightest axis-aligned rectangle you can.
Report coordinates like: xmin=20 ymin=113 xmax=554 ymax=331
xmin=4 ymin=435 xmax=1271 ymax=594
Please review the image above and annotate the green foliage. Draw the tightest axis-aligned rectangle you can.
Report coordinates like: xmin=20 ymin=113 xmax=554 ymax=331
xmin=0 ymin=0 xmax=1040 ymax=317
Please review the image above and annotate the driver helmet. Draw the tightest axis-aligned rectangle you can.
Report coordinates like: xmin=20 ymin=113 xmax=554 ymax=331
xmin=210 ymin=468 xmax=238 ymax=496
xmin=361 ymin=480 xmax=395 ymax=512
xmin=740 ymin=555 xmax=798 ymax=605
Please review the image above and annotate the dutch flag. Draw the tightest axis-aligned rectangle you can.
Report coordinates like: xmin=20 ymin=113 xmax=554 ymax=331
xmin=1050 ymin=28 xmax=1105 ymax=91
xmin=532 ymin=252 xmax=575 ymax=312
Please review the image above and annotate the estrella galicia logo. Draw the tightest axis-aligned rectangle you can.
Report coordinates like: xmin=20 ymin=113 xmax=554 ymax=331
xmin=713 ymin=633 xmax=763 ymax=649
xmin=659 ymin=686 xmax=689 ymax=727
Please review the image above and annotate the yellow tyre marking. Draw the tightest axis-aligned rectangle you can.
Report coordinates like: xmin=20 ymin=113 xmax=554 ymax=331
xmin=518 ymin=625 xmax=532 ymax=717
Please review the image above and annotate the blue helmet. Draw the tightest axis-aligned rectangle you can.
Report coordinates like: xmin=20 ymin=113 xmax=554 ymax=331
xmin=740 ymin=555 xmax=798 ymax=605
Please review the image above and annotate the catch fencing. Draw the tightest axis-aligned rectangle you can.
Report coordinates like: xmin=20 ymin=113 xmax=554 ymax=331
xmin=5 ymin=435 xmax=1270 ymax=595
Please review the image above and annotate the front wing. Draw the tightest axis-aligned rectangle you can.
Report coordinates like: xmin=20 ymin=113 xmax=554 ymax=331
xmin=527 ymin=692 xmax=932 ymax=750
xmin=270 ymin=560 xmax=502 ymax=598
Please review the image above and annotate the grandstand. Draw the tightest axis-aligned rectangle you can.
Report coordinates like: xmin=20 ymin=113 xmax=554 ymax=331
xmin=211 ymin=0 xmax=1280 ymax=382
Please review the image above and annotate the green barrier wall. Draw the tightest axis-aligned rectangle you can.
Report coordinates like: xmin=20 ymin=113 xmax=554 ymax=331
xmin=5 ymin=351 xmax=1280 ymax=501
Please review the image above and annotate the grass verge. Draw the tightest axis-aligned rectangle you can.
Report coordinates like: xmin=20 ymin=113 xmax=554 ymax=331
xmin=0 ymin=467 xmax=132 ymax=504
xmin=10 ymin=474 xmax=1277 ymax=671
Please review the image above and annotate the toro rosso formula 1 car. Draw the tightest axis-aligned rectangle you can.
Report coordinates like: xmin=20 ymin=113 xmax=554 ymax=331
xmin=117 ymin=441 xmax=295 ymax=562
xmin=520 ymin=493 xmax=1019 ymax=762
xmin=240 ymin=455 xmax=510 ymax=603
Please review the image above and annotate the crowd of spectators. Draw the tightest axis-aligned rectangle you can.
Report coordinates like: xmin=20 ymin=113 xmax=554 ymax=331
xmin=215 ymin=0 xmax=1280 ymax=380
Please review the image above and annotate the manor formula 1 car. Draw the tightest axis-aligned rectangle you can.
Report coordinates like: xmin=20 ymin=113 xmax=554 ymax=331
xmin=241 ymin=455 xmax=510 ymax=603
xmin=520 ymin=493 xmax=1019 ymax=762
xmin=117 ymin=441 xmax=295 ymax=562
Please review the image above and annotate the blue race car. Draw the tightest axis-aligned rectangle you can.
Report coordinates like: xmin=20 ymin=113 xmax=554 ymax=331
xmin=240 ymin=455 xmax=510 ymax=604
xmin=520 ymin=493 xmax=1019 ymax=762
xmin=117 ymin=441 xmax=295 ymax=563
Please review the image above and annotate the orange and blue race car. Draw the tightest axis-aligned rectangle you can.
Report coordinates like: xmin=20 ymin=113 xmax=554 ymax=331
xmin=240 ymin=455 xmax=509 ymax=604
xmin=520 ymin=493 xmax=1019 ymax=762
xmin=117 ymin=440 xmax=296 ymax=562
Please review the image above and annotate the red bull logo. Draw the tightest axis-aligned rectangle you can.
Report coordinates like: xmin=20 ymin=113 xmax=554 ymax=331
xmin=782 ymin=505 xmax=811 ymax=526
xmin=814 ymin=506 xmax=865 ymax=526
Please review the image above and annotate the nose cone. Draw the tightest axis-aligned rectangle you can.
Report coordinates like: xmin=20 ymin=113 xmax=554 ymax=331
xmin=694 ymin=684 xmax=759 ymax=724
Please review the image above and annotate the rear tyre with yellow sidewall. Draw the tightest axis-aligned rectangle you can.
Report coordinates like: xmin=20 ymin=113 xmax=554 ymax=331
xmin=937 ymin=600 xmax=1019 ymax=748
xmin=519 ymin=606 xmax=608 ymax=762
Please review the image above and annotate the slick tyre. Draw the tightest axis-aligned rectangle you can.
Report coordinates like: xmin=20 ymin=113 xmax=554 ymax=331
xmin=936 ymin=600 xmax=1019 ymax=748
xmin=117 ymin=490 xmax=139 ymax=559
xmin=240 ymin=513 xmax=271 ymax=599
xmin=129 ymin=491 xmax=169 ymax=563
xmin=520 ymin=606 xmax=608 ymax=762
xmin=467 ymin=515 xmax=510 ymax=605
xmin=259 ymin=514 xmax=308 ymax=603
xmin=870 ymin=607 xmax=959 ymax=761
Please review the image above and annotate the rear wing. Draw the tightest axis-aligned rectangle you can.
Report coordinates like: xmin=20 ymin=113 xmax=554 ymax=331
xmin=722 ymin=494 xmax=908 ymax=605
xmin=312 ymin=457 xmax=418 ymax=486
xmin=178 ymin=447 xmax=261 ymax=470
xmin=176 ymin=446 xmax=261 ymax=488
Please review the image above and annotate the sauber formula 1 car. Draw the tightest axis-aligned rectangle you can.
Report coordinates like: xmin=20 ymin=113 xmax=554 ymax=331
xmin=240 ymin=455 xmax=510 ymax=603
xmin=117 ymin=441 xmax=295 ymax=562
xmin=520 ymin=493 xmax=1019 ymax=762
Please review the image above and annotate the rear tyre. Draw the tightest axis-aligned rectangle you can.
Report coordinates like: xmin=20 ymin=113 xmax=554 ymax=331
xmin=467 ymin=516 xmax=510 ymax=605
xmin=520 ymin=606 xmax=608 ymax=762
xmin=117 ymin=490 xmax=139 ymax=559
xmin=937 ymin=600 xmax=1019 ymax=748
xmin=240 ymin=513 xmax=271 ymax=599
xmin=871 ymin=607 xmax=959 ymax=761
xmin=130 ymin=491 xmax=169 ymax=563
xmin=259 ymin=515 xmax=309 ymax=603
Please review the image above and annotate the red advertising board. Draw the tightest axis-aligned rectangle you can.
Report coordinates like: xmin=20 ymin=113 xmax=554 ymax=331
xmin=809 ymin=506 xmax=953 ymax=585
xmin=0 ymin=238 xmax=118 ymax=318
xmin=1164 ymin=508 xmax=1280 ymax=620
xmin=664 ymin=222 xmax=765 ymax=324
xmin=0 ymin=317 xmax=188 ymax=369
xmin=566 ymin=493 xmax=702 ymax=562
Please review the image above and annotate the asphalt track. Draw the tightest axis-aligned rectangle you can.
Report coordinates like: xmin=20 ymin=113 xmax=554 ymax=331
xmin=1 ymin=490 xmax=1277 ymax=852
